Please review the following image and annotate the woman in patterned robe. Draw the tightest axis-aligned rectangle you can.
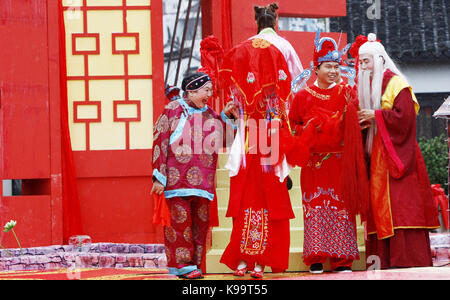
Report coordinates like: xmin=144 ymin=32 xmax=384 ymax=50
xmin=151 ymin=72 xmax=238 ymax=279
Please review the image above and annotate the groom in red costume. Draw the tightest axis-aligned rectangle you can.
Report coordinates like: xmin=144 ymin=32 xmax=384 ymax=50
xmin=356 ymin=33 xmax=440 ymax=269
xmin=289 ymin=33 xmax=369 ymax=273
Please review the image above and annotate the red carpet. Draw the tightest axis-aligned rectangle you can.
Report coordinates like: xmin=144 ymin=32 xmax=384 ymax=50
xmin=0 ymin=268 xmax=175 ymax=280
xmin=1 ymin=266 xmax=449 ymax=280
xmin=274 ymin=268 xmax=450 ymax=280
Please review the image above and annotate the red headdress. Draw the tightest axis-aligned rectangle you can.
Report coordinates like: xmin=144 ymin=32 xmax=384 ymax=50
xmin=197 ymin=35 xmax=224 ymax=101
xmin=292 ymin=31 xmax=353 ymax=93
xmin=349 ymin=34 xmax=381 ymax=77
xmin=164 ymin=85 xmax=180 ymax=102
xmin=313 ymin=36 xmax=342 ymax=67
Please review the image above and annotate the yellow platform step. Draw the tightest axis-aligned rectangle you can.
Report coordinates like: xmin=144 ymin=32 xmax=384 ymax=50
xmin=206 ymin=247 xmax=367 ymax=273
xmin=207 ymin=153 xmax=366 ymax=273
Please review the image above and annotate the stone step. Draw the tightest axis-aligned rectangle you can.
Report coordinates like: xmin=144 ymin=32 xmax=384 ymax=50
xmin=215 ymin=159 xmax=302 ymax=190
xmin=215 ymin=184 xmax=302 ymax=208
xmin=209 ymin=225 xmax=366 ymax=251
xmin=218 ymin=152 xmax=229 ymax=169
xmin=216 ymin=206 xmax=304 ymax=229
xmin=210 ymin=226 xmax=306 ymax=250
xmin=208 ymin=154 xmax=367 ymax=274
xmin=215 ymin=188 xmax=229 ymax=209
xmin=216 ymin=169 xmax=230 ymax=188
xmin=205 ymin=246 xmax=367 ymax=273
xmin=0 ymin=243 xmax=167 ymax=271
xmin=216 ymin=172 xmax=302 ymax=190
xmin=217 ymin=153 xmax=302 ymax=175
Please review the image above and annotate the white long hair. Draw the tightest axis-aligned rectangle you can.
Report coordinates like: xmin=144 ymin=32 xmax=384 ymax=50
xmin=357 ymin=33 xmax=407 ymax=154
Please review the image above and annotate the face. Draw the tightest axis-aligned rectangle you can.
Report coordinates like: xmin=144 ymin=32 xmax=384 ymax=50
xmin=359 ymin=53 xmax=374 ymax=72
xmin=186 ymin=81 xmax=213 ymax=109
xmin=315 ymin=62 xmax=340 ymax=87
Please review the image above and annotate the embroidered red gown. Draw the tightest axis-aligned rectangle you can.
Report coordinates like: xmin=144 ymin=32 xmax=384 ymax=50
xmin=218 ymin=31 xmax=304 ymax=272
xmin=289 ymin=83 xmax=366 ymax=269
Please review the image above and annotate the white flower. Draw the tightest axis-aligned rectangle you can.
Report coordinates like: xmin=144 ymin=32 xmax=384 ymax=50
xmin=246 ymin=72 xmax=255 ymax=83
xmin=3 ymin=220 xmax=17 ymax=232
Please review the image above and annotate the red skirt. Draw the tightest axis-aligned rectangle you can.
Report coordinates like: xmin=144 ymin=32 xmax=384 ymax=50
xmin=301 ymin=153 xmax=359 ymax=265
xmin=220 ymin=154 xmax=293 ymax=272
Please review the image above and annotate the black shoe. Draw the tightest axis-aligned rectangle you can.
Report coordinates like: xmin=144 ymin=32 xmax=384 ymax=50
xmin=333 ymin=266 xmax=352 ymax=273
xmin=309 ymin=263 xmax=323 ymax=274
xmin=286 ymin=176 xmax=293 ymax=190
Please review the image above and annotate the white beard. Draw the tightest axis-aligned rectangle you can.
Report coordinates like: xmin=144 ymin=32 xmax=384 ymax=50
xmin=357 ymin=61 xmax=383 ymax=155
xmin=358 ymin=70 xmax=372 ymax=110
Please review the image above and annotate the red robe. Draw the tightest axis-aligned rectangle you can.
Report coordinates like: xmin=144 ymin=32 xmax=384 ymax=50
xmin=220 ymin=153 xmax=293 ymax=271
xmin=151 ymin=98 xmax=234 ymax=275
xmin=218 ymin=33 xmax=302 ymax=272
xmin=289 ymin=83 xmax=368 ymax=268
xmin=365 ymin=70 xmax=440 ymax=268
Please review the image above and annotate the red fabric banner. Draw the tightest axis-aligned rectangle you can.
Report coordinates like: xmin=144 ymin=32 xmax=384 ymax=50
xmin=58 ymin=1 xmax=83 ymax=242
xmin=221 ymin=0 xmax=233 ymax=51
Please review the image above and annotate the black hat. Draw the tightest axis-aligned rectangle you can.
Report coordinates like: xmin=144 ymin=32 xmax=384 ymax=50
xmin=181 ymin=72 xmax=211 ymax=92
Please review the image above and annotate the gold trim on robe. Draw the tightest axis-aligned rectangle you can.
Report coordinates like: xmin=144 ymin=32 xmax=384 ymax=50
xmin=381 ymin=75 xmax=420 ymax=113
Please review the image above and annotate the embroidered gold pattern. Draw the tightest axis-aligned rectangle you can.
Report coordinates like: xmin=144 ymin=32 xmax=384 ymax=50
xmin=183 ymin=227 xmax=192 ymax=243
xmin=164 ymin=226 xmax=177 ymax=243
xmin=186 ymin=166 xmax=203 ymax=186
xmin=175 ymin=247 xmax=191 ymax=264
xmin=252 ymin=38 xmax=271 ymax=49
xmin=174 ymin=144 xmax=193 ymax=164
xmin=167 ymin=167 xmax=180 ymax=187
xmin=197 ymin=203 xmax=209 ymax=222
xmin=240 ymin=208 xmax=269 ymax=255
xmin=171 ymin=203 xmax=187 ymax=224
xmin=305 ymin=87 xmax=331 ymax=101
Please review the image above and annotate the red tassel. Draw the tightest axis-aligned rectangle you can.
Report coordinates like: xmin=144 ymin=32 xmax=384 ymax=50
xmin=59 ymin=1 xmax=83 ymax=242
xmin=152 ymin=193 xmax=171 ymax=227
xmin=341 ymin=103 xmax=370 ymax=221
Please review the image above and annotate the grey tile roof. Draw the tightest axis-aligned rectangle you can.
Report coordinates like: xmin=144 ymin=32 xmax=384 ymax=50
xmin=330 ymin=0 xmax=450 ymax=62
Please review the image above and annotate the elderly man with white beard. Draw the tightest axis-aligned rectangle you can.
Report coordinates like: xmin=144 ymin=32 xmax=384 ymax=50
xmin=355 ymin=33 xmax=440 ymax=269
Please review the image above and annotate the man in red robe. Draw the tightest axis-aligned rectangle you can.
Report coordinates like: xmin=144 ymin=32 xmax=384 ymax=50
xmin=356 ymin=33 xmax=440 ymax=269
xmin=288 ymin=33 xmax=369 ymax=274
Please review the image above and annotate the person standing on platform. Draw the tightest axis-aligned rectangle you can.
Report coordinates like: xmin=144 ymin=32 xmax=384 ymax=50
xmin=289 ymin=32 xmax=369 ymax=274
xmin=218 ymin=3 xmax=313 ymax=278
xmin=151 ymin=72 xmax=238 ymax=279
xmin=356 ymin=33 xmax=440 ymax=269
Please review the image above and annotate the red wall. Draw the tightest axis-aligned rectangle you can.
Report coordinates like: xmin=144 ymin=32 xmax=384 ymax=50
xmin=0 ymin=0 xmax=166 ymax=247
xmin=0 ymin=0 xmax=63 ymax=248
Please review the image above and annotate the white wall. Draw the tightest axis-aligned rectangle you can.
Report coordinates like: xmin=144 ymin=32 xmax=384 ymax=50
xmin=400 ymin=62 xmax=450 ymax=94
xmin=2 ymin=180 xmax=12 ymax=196
xmin=163 ymin=0 xmax=202 ymax=87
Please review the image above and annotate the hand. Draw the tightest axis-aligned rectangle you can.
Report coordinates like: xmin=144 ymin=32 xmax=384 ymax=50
xmin=358 ymin=109 xmax=375 ymax=129
xmin=223 ymin=101 xmax=239 ymax=119
xmin=360 ymin=122 xmax=372 ymax=130
xmin=305 ymin=117 xmax=322 ymax=131
xmin=151 ymin=180 xmax=164 ymax=195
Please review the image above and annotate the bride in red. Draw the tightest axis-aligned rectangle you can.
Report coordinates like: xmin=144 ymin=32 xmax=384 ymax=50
xmin=218 ymin=3 xmax=312 ymax=278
